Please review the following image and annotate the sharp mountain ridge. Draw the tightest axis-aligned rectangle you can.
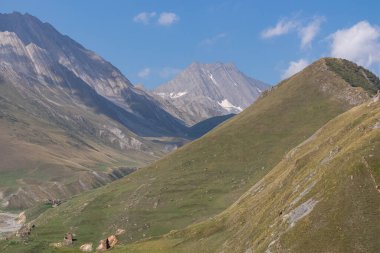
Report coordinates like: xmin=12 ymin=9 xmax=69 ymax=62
xmin=154 ymin=62 xmax=269 ymax=125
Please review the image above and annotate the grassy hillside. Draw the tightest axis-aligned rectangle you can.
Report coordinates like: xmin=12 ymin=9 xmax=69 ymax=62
xmin=187 ymin=113 xmax=235 ymax=138
xmin=0 ymin=80 xmax=163 ymax=210
xmin=1 ymin=58 xmax=377 ymax=252
xmin=127 ymin=94 xmax=380 ymax=253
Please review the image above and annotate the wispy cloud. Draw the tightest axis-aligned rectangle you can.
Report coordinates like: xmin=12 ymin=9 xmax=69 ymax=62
xmin=133 ymin=11 xmax=179 ymax=26
xmin=137 ymin=67 xmax=151 ymax=78
xmin=158 ymin=12 xmax=180 ymax=26
xmin=299 ymin=16 xmax=325 ymax=48
xmin=329 ymin=21 xmax=380 ymax=68
xmin=133 ymin=12 xmax=157 ymax=25
xmin=261 ymin=18 xmax=298 ymax=38
xmin=282 ymin=59 xmax=309 ymax=79
xmin=262 ymin=15 xmax=325 ymax=49
xmin=199 ymin=33 xmax=227 ymax=46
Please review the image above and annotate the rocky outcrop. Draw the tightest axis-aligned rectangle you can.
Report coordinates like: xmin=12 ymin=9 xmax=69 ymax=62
xmin=96 ymin=234 xmax=118 ymax=252
xmin=0 ymin=212 xmax=24 ymax=239
xmin=80 ymin=243 xmax=93 ymax=252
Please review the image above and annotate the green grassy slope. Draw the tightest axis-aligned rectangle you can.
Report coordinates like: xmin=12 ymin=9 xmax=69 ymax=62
xmin=128 ymin=93 xmax=380 ymax=253
xmin=0 ymin=79 xmax=162 ymax=210
xmin=1 ymin=58 xmax=377 ymax=252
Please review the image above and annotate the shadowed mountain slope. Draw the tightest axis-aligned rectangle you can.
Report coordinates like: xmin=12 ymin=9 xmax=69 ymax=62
xmin=0 ymin=12 xmax=187 ymax=137
xmin=0 ymin=12 xmax=191 ymax=209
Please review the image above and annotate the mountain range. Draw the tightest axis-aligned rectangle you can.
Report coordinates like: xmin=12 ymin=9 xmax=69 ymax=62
xmin=0 ymin=12 xmax=264 ymax=209
xmin=0 ymin=12 xmax=186 ymax=209
xmin=0 ymin=11 xmax=379 ymax=253
xmin=0 ymin=12 xmax=187 ymax=137
xmin=2 ymin=58 xmax=378 ymax=252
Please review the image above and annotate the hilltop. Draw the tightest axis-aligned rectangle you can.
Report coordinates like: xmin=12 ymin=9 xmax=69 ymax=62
xmin=126 ymin=85 xmax=380 ymax=253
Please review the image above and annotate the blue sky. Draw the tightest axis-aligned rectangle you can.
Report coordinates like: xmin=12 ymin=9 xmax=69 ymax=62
xmin=1 ymin=0 xmax=380 ymax=89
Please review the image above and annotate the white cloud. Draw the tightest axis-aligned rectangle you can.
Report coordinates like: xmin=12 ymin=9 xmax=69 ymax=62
xmin=158 ymin=12 xmax=179 ymax=26
xmin=200 ymin=33 xmax=227 ymax=46
xmin=159 ymin=67 xmax=181 ymax=78
xmin=261 ymin=18 xmax=298 ymax=38
xmin=329 ymin=21 xmax=380 ymax=68
xmin=282 ymin=59 xmax=309 ymax=79
xmin=133 ymin=12 xmax=157 ymax=25
xmin=299 ymin=16 xmax=325 ymax=48
xmin=137 ymin=68 xmax=151 ymax=78
xmin=262 ymin=15 xmax=326 ymax=49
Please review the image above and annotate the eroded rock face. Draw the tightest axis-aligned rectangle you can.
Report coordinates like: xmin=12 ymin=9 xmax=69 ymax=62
xmin=0 ymin=12 xmax=187 ymax=138
xmin=0 ymin=13 xmax=131 ymax=98
xmin=0 ymin=212 xmax=23 ymax=238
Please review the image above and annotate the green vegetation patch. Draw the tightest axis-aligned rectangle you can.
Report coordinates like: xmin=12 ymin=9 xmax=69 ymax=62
xmin=325 ymin=58 xmax=380 ymax=94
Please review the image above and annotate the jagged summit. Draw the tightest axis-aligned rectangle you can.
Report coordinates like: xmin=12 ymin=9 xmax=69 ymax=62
xmin=0 ymin=11 xmax=132 ymax=97
xmin=154 ymin=61 xmax=269 ymax=125
xmin=0 ymin=12 xmax=186 ymax=137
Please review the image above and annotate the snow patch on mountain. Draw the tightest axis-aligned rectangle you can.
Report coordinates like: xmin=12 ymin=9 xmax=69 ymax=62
xmin=207 ymin=71 xmax=218 ymax=85
xmin=170 ymin=91 xmax=187 ymax=98
xmin=154 ymin=62 xmax=269 ymax=125
xmin=218 ymin=99 xmax=243 ymax=112
xmin=156 ymin=91 xmax=188 ymax=99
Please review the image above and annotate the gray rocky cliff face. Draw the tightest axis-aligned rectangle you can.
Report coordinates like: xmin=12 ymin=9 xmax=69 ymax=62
xmin=154 ymin=62 xmax=269 ymax=125
xmin=0 ymin=12 xmax=192 ymax=208
xmin=0 ymin=12 xmax=131 ymax=97
xmin=0 ymin=12 xmax=186 ymax=137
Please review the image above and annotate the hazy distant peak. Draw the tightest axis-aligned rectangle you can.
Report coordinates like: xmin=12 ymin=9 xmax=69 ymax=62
xmin=154 ymin=61 xmax=269 ymax=125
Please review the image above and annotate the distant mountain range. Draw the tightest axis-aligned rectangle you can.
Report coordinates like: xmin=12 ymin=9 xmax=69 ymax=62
xmin=154 ymin=62 xmax=269 ymax=125
xmin=0 ymin=12 xmax=269 ymax=209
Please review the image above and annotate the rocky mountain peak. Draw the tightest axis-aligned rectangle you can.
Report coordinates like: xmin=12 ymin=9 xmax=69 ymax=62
xmin=154 ymin=62 xmax=269 ymax=125
xmin=0 ymin=12 xmax=188 ymax=138
xmin=0 ymin=12 xmax=132 ymax=98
